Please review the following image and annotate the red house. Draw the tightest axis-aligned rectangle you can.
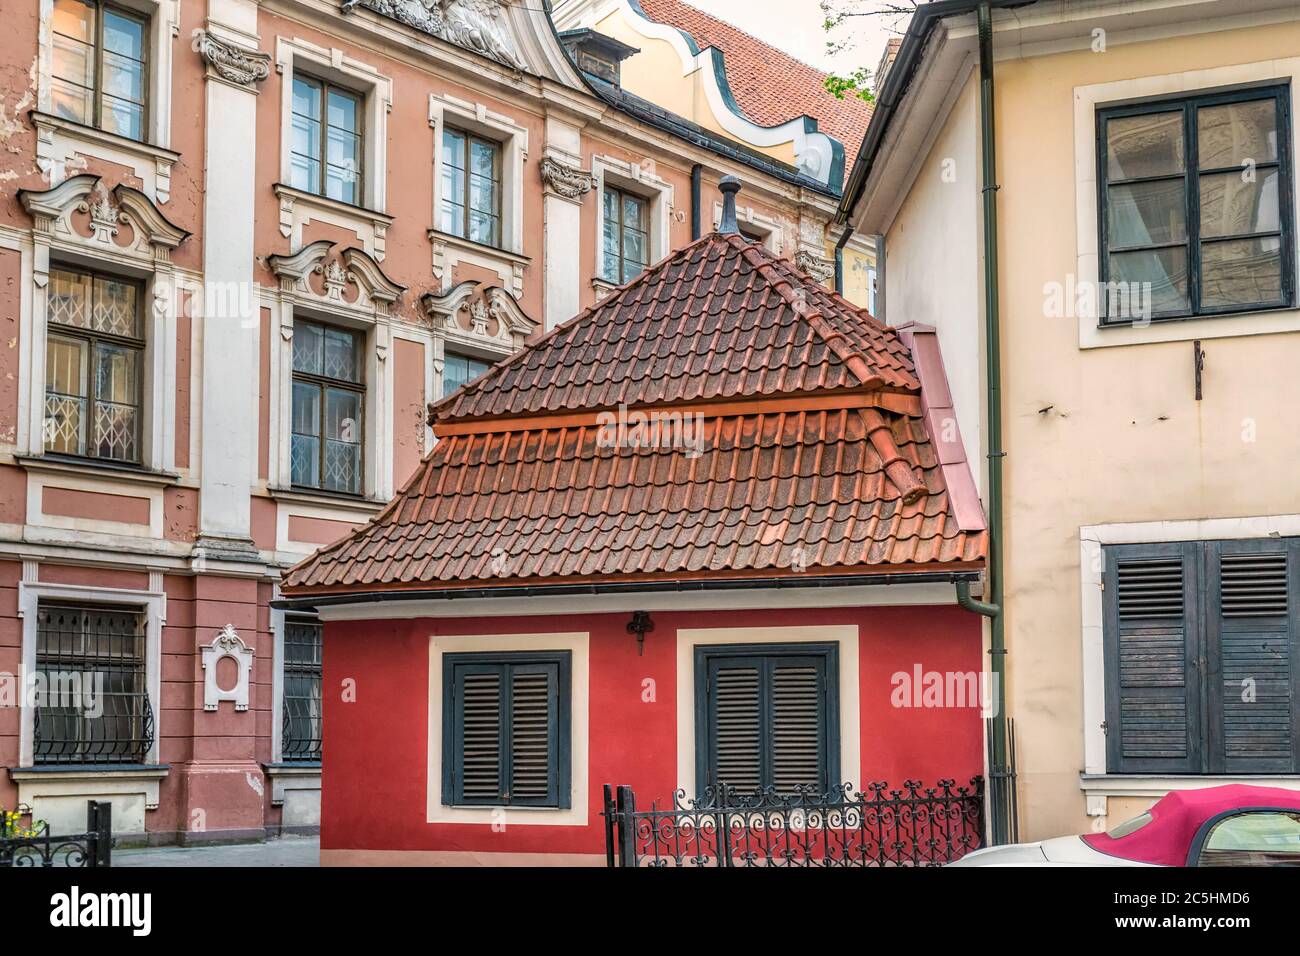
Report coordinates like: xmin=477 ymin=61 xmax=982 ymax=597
xmin=279 ymin=181 xmax=991 ymax=865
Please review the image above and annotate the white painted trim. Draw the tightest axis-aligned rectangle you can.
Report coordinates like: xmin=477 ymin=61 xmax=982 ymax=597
xmin=711 ymin=200 xmax=783 ymax=253
xmin=1073 ymin=56 xmax=1300 ymax=349
xmin=313 ymin=581 xmax=962 ymax=621
xmin=17 ymin=577 xmax=166 ymax=768
xmin=429 ymin=92 xmax=529 ymax=263
xmin=674 ymin=625 xmax=861 ymax=799
xmin=592 ymin=153 xmax=673 ymax=281
xmin=426 ymin=631 xmax=590 ymax=827
xmin=275 ymin=35 xmax=393 ymax=216
xmin=1078 ymin=513 xmax=1300 ymax=791
xmin=26 ymin=471 xmax=164 ymax=538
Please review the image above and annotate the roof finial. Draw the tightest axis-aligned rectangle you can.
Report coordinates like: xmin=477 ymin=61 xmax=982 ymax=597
xmin=718 ymin=175 xmax=741 ymax=235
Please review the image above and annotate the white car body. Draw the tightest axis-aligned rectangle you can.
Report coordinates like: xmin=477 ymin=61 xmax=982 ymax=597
xmin=950 ymin=835 xmax=1158 ymax=866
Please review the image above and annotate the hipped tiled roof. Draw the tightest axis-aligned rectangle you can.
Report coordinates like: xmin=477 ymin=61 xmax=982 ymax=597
xmin=282 ymin=232 xmax=985 ymax=597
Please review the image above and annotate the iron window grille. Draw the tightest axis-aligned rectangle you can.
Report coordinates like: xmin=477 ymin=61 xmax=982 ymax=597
xmin=442 ymin=651 xmax=571 ymax=808
xmin=601 ymin=185 xmax=649 ymax=283
xmin=34 ymin=603 xmax=152 ymax=765
xmin=50 ymin=0 xmax=149 ymax=142
xmin=289 ymin=73 xmax=364 ymax=205
xmin=44 ymin=265 xmax=145 ymax=464
xmin=1096 ymin=84 xmax=1295 ymax=324
xmin=290 ymin=319 xmax=364 ymax=495
xmin=440 ymin=127 xmax=502 ymax=248
xmin=1102 ymin=536 xmax=1300 ymax=775
xmin=441 ymin=351 xmax=491 ymax=398
xmin=281 ymin=615 xmax=323 ymax=763
xmin=694 ymin=643 xmax=840 ymax=798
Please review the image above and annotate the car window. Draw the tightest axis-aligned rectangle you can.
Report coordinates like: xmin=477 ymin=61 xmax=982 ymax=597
xmin=1106 ymin=811 xmax=1153 ymax=839
xmin=1197 ymin=812 xmax=1300 ymax=867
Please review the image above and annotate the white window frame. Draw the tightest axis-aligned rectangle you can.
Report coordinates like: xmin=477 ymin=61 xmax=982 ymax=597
xmin=275 ymin=36 xmax=391 ymax=215
xmin=429 ymin=93 xmax=528 ymax=258
xmin=1078 ymin=514 xmax=1300 ymax=817
xmin=426 ymin=631 xmax=589 ymax=827
xmin=592 ymin=154 xmax=672 ymax=286
xmin=1074 ymin=58 xmax=1300 ymax=350
xmin=17 ymin=568 xmax=165 ymax=768
xmin=674 ymin=625 xmax=861 ymax=799
xmin=712 ymin=200 xmax=783 ymax=253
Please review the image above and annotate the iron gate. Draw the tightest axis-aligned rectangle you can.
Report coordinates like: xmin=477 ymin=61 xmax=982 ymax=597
xmin=603 ymin=778 xmax=984 ymax=867
xmin=0 ymin=800 xmax=112 ymax=867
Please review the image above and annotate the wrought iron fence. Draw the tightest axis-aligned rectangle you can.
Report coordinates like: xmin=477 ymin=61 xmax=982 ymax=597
xmin=603 ymin=778 xmax=984 ymax=867
xmin=0 ymin=800 xmax=112 ymax=867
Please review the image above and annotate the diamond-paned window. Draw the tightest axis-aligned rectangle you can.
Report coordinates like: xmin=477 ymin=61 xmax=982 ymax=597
xmin=44 ymin=265 xmax=143 ymax=463
xmin=291 ymin=319 xmax=364 ymax=495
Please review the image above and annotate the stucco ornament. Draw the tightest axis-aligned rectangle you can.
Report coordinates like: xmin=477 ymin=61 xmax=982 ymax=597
xmin=794 ymin=250 xmax=834 ymax=284
xmin=341 ymin=0 xmax=527 ymax=71
xmin=539 ymin=156 xmax=595 ymax=201
xmin=193 ymin=30 xmax=272 ymax=88
xmin=201 ymin=624 xmax=255 ymax=712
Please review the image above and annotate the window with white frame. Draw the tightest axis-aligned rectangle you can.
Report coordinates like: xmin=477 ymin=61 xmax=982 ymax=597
xmin=290 ymin=319 xmax=364 ymax=496
xmin=440 ymin=128 xmax=502 ymax=248
xmin=44 ymin=264 xmax=144 ymax=464
xmin=289 ymin=73 xmax=364 ymax=206
xmin=34 ymin=601 xmax=151 ymax=765
xmin=50 ymin=0 xmax=149 ymax=141
xmin=601 ymin=185 xmax=649 ymax=283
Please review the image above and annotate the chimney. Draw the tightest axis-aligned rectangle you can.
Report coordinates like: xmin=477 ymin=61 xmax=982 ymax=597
xmin=718 ymin=175 xmax=741 ymax=235
xmin=875 ymin=37 xmax=902 ymax=93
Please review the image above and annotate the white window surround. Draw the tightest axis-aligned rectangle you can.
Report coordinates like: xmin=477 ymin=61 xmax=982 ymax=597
xmin=675 ymin=625 xmax=861 ymax=799
xmin=592 ymin=154 xmax=673 ymax=284
xmin=16 ymin=569 xmax=166 ymax=769
xmin=429 ymin=92 xmax=528 ymax=262
xmin=34 ymin=0 xmax=180 ymax=204
xmin=17 ymin=175 xmax=187 ymax=480
xmin=1078 ymin=514 xmax=1300 ymax=817
xmin=711 ymin=200 xmax=783 ymax=253
xmin=1074 ymin=58 xmax=1300 ymax=350
xmin=426 ymin=632 xmax=589 ymax=826
xmin=275 ymin=36 xmax=392 ymax=217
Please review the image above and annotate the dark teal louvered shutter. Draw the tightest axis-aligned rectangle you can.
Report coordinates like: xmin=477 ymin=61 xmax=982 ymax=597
xmin=1208 ymin=540 xmax=1300 ymax=774
xmin=696 ymin=644 xmax=838 ymax=797
xmin=1103 ymin=541 xmax=1203 ymax=774
xmin=443 ymin=652 xmax=571 ymax=808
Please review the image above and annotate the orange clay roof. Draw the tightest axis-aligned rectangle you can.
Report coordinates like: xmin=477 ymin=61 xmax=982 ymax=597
xmin=636 ymin=0 xmax=874 ymax=164
xmin=281 ymin=233 xmax=985 ymax=597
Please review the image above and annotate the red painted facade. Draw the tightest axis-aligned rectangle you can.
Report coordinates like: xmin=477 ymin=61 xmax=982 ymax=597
xmin=320 ymin=605 xmax=982 ymax=860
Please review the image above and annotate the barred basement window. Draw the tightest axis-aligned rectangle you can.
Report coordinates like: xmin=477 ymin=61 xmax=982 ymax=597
xmin=291 ymin=319 xmax=364 ymax=495
xmin=282 ymin=615 xmax=323 ymax=762
xmin=442 ymin=652 xmax=571 ymax=808
xmin=694 ymin=643 xmax=840 ymax=797
xmin=1097 ymin=85 xmax=1295 ymax=323
xmin=34 ymin=602 xmax=152 ymax=765
xmin=44 ymin=265 xmax=144 ymax=464
xmin=1103 ymin=537 xmax=1300 ymax=774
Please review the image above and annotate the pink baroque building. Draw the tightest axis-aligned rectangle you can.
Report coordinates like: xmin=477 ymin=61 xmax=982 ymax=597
xmin=0 ymin=0 xmax=866 ymax=843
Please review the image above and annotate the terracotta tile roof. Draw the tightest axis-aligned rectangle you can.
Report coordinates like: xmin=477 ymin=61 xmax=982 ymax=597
xmin=431 ymin=233 xmax=918 ymax=425
xmin=282 ymin=230 xmax=986 ymax=597
xmin=636 ymin=0 xmax=874 ymax=164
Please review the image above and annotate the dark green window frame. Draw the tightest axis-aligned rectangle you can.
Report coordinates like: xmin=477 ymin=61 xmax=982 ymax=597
xmin=442 ymin=651 xmax=571 ymax=808
xmin=51 ymin=0 xmax=150 ymax=142
xmin=694 ymin=642 xmax=839 ymax=798
xmin=601 ymin=185 xmax=649 ymax=284
xmin=1103 ymin=537 xmax=1300 ymax=775
xmin=281 ymin=614 xmax=323 ymax=763
xmin=1096 ymin=84 xmax=1295 ymax=325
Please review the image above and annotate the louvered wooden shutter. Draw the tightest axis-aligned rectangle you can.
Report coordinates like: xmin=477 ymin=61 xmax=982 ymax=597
xmin=698 ymin=646 xmax=837 ymax=797
xmin=1103 ymin=542 xmax=1202 ymax=774
xmin=1208 ymin=540 xmax=1300 ymax=773
xmin=444 ymin=653 xmax=571 ymax=808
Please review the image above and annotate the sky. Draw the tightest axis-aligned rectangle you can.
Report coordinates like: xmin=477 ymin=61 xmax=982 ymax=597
xmin=683 ymin=0 xmax=907 ymax=79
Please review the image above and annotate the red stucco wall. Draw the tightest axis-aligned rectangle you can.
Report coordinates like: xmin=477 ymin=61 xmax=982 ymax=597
xmin=320 ymin=604 xmax=984 ymax=857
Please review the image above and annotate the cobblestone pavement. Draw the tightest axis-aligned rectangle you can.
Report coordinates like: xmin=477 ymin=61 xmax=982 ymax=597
xmin=112 ymin=835 xmax=319 ymax=867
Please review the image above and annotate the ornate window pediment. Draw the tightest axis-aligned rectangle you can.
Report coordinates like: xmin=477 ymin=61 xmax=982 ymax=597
xmin=268 ymin=240 xmax=406 ymax=317
xmin=19 ymin=174 xmax=190 ymax=263
xmin=344 ymin=0 xmax=526 ymax=72
xmin=423 ymin=280 xmax=536 ymax=349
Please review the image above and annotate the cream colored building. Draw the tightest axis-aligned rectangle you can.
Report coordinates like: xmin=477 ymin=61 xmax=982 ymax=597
xmin=841 ymin=0 xmax=1300 ymax=841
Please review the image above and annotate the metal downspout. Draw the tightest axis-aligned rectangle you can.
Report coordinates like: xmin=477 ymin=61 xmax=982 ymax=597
xmin=834 ymin=225 xmax=854 ymax=295
xmin=690 ymin=164 xmax=703 ymax=240
xmin=974 ymin=0 xmax=1011 ymax=845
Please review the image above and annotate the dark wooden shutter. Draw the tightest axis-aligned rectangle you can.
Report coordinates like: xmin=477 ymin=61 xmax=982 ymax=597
xmin=1207 ymin=540 xmax=1300 ymax=773
xmin=444 ymin=653 xmax=571 ymax=808
xmin=1103 ymin=542 xmax=1203 ymax=773
xmin=698 ymin=645 xmax=838 ymax=797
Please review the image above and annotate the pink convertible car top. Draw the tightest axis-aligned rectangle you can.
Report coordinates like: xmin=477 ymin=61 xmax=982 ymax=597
xmin=1082 ymin=785 xmax=1300 ymax=866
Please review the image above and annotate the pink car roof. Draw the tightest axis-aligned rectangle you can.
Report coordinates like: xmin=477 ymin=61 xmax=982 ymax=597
xmin=1082 ymin=785 xmax=1300 ymax=866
